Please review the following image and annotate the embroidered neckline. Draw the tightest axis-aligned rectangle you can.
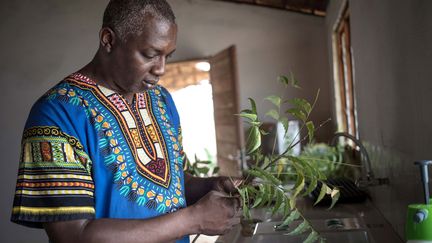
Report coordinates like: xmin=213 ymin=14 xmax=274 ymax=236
xmin=68 ymin=72 xmax=146 ymax=104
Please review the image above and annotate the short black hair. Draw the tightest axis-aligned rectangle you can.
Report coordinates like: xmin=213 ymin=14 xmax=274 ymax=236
xmin=102 ymin=0 xmax=176 ymax=41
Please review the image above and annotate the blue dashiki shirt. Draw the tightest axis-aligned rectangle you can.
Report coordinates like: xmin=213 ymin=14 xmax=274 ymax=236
xmin=12 ymin=73 xmax=189 ymax=243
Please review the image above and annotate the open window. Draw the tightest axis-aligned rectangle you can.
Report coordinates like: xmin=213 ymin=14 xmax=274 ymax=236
xmin=333 ymin=3 xmax=358 ymax=138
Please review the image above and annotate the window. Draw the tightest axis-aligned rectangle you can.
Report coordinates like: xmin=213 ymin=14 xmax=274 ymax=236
xmin=333 ymin=4 xmax=358 ymax=137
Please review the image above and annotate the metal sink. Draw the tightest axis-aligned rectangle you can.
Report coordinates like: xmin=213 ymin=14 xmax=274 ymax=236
xmin=217 ymin=217 xmax=375 ymax=243
xmin=216 ymin=197 xmax=404 ymax=243
xmin=251 ymin=231 xmax=370 ymax=243
xmin=252 ymin=218 xmax=374 ymax=243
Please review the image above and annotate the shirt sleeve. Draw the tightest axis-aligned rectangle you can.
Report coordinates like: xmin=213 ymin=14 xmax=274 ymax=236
xmin=11 ymin=87 xmax=95 ymax=228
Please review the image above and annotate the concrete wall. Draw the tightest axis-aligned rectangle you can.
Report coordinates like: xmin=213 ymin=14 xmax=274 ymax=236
xmin=0 ymin=0 xmax=330 ymax=242
xmin=326 ymin=0 xmax=432 ymax=239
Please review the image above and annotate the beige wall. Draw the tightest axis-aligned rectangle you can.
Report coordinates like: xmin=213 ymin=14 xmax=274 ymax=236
xmin=0 ymin=1 xmax=330 ymax=242
xmin=326 ymin=0 xmax=432 ymax=239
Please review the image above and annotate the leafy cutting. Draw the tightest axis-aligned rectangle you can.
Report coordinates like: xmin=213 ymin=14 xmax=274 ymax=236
xmin=234 ymin=74 xmax=340 ymax=242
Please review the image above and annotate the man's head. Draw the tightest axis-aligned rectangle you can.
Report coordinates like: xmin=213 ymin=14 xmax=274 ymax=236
xmin=103 ymin=0 xmax=176 ymax=42
xmin=95 ymin=0 xmax=177 ymax=95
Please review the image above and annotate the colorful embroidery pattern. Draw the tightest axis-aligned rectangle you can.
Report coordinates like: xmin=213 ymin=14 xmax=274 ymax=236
xmin=12 ymin=126 xmax=95 ymax=225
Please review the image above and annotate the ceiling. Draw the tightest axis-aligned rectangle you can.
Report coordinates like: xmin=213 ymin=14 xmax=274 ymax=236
xmin=213 ymin=0 xmax=329 ymax=17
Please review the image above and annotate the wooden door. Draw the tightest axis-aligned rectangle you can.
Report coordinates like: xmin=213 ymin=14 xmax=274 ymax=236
xmin=209 ymin=46 xmax=244 ymax=176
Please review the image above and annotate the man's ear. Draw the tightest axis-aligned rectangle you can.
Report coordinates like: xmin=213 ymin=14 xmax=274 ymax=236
xmin=99 ymin=27 xmax=116 ymax=53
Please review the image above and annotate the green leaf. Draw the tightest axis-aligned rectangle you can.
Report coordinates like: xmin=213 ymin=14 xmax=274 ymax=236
xmin=272 ymin=188 xmax=284 ymax=215
xmin=249 ymin=121 xmax=262 ymax=126
xmin=288 ymin=220 xmax=309 ymax=236
xmin=288 ymin=156 xmax=321 ymax=196
xmin=280 ymin=117 xmax=289 ymax=135
xmin=256 ymin=184 xmax=268 ymax=208
xmin=278 ymin=73 xmax=301 ymax=89
xmin=240 ymin=109 xmax=253 ymax=114
xmin=193 ymin=167 xmax=200 ymax=176
xmin=259 ymin=128 xmax=270 ymax=135
xmin=252 ymin=194 xmax=263 ymax=208
xmin=283 ymin=198 xmax=291 ymax=216
xmin=303 ymin=175 xmax=318 ymax=197
xmin=278 ymin=209 xmax=300 ymax=228
xmin=212 ymin=167 xmax=220 ymax=174
xmin=314 ymin=183 xmax=329 ymax=206
xmin=245 ymin=185 xmax=258 ymax=195
xmin=265 ymin=184 xmax=274 ymax=207
xmin=196 ymin=160 xmax=211 ymax=165
xmin=286 ymin=108 xmax=307 ymax=121
xmin=277 ymin=75 xmax=289 ymax=86
xmin=291 ymin=98 xmax=312 ymax=114
xmin=237 ymin=112 xmax=258 ymax=121
xmin=248 ymin=98 xmax=257 ymax=114
xmin=328 ymin=188 xmax=340 ymax=209
xmin=248 ymin=166 xmax=282 ymax=185
xmin=292 ymin=173 xmax=305 ymax=198
xmin=197 ymin=167 xmax=210 ymax=175
xmin=306 ymin=121 xmax=315 ymax=143
xmin=238 ymin=188 xmax=250 ymax=219
xmin=304 ymin=231 xmax=319 ymax=243
xmin=265 ymin=95 xmax=282 ymax=108
xmin=259 ymin=155 xmax=271 ymax=170
xmin=276 ymin=161 xmax=284 ymax=177
xmin=290 ymin=162 xmax=305 ymax=197
xmin=266 ymin=109 xmax=280 ymax=120
xmin=294 ymin=155 xmax=326 ymax=180
xmin=246 ymin=126 xmax=261 ymax=154
xmin=289 ymin=197 xmax=298 ymax=209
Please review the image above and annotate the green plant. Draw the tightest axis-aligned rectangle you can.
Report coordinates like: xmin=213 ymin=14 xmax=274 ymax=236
xmin=185 ymin=154 xmax=219 ymax=177
xmin=235 ymin=74 xmax=340 ymax=243
xmin=300 ymin=143 xmax=344 ymax=178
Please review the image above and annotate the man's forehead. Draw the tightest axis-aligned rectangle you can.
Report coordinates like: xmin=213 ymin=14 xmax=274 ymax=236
xmin=126 ymin=20 xmax=177 ymax=51
xmin=126 ymin=16 xmax=176 ymax=40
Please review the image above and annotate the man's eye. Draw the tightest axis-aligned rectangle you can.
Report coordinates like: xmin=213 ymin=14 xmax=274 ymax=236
xmin=142 ymin=53 xmax=156 ymax=59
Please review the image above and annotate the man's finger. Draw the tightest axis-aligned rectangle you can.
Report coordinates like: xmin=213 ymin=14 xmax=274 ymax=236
xmin=231 ymin=178 xmax=244 ymax=187
xmin=229 ymin=217 xmax=241 ymax=226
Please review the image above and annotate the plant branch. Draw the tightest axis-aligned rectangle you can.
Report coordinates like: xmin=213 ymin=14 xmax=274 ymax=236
xmin=262 ymin=118 xmax=331 ymax=171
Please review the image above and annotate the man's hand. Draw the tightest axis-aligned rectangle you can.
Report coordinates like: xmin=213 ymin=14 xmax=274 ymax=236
xmin=212 ymin=177 xmax=243 ymax=195
xmin=184 ymin=173 xmax=244 ymax=205
xmin=190 ymin=190 xmax=241 ymax=235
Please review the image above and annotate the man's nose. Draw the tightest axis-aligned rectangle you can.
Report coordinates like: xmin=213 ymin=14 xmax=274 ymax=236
xmin=152 ymin=57 xmax=166 ymax=77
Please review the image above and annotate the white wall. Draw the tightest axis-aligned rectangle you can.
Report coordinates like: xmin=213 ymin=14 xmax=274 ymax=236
xmin=0 ymin=0 xmax=330 ymax=242
xmin=326 ymin=0 xmax=432 ymax=238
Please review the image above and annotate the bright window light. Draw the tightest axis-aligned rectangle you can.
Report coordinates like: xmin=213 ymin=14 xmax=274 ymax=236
xmin=171 ymin=80 xmax=217 ymax=163
xmin=195 ymin=62 xmax=211 ymax=72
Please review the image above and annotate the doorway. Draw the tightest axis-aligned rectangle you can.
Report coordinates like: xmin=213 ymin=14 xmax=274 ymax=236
xmin=160 ymin=46 xmax=243 ymax=176
xmin=159 ymin=60 xmax=217 ymax=165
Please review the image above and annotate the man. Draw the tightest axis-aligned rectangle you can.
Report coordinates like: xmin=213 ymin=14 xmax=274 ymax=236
xmin=11 ymin=1 xmax=241 ymax=242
